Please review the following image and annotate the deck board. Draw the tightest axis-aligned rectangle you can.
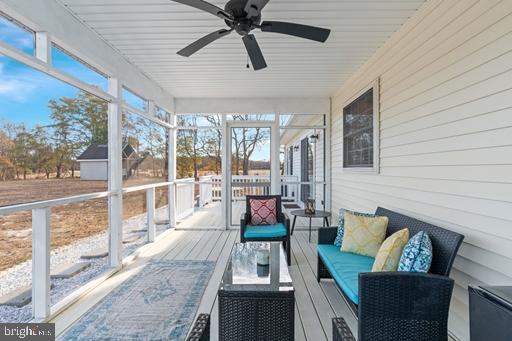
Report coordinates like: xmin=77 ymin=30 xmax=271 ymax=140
xmin=52 ymin=227 xmax=357 ymax=341
xmin=293 ymin=232 xmax=335 ymax=339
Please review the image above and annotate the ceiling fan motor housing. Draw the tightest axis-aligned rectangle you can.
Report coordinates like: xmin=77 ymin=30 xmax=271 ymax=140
xmin=224 ymin=0 xmax=261 ymax=36
xmin=173 ymin=0 xmax=331 ymax=71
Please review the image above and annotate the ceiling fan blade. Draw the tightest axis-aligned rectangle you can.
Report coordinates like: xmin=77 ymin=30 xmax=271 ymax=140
xmin=170 ymin=0 xmax=234 ymax=21
xmin=244 ymin=0 xmax=271 ymax=18
xmin=260 ymin=21 xmax=331 ymax=43
xmin=177 ymin=29 xmax=233 ymax=57
xmin=242 ymin=34 xmax=267 ymax=71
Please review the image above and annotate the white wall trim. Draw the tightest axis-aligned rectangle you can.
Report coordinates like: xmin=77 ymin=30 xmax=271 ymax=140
xmin=175 ymin=97 xmax=330 ymax=114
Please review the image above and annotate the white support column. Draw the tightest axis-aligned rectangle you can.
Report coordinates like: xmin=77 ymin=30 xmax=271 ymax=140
xmin=168 ymin=114 xmax=177 ymax=228
xmin=325 ymin=101 xmax=332 ymax=212
xmin=221 ymin=115 xmax=229 ymax=229
xmin=35 ymin=31 xmax=51 ymax=64
xmin=146 ymin=187 xmax=155 ymax=242
xmin=32 ymin=207 xmax=50 ymax=320
xmin=271 ymin=113 xmax=281 ymax=195
xmin=148 ymin=101 xmax=155 ymax=117
xmin=190 ymin=180 xmax=195 ymax=212
xmin=108 ymin=78 xmax=123 ymax=268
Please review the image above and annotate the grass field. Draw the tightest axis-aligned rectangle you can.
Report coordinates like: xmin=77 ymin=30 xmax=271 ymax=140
xmin=0 ymin=178 xmax=169 ymax=271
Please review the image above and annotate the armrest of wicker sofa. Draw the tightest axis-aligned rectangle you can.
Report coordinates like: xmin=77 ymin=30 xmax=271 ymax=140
xmin=186 ymin=313 xmax=210 ymax=341
xmin=332 ymin=317 xmax=356 ymax=341
xmin=358 ymin=272 xmax=454 ymax=340
xmin=318 ymin=227 xmax=337 ymax=244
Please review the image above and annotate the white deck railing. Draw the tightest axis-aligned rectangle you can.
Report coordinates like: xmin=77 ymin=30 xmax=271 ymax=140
xmin=175 ymin=178 xmax=195 ymax=220
xmin=198 ymin=175 xmax=300 ymax=206
xmin=198 ymin=176 xmax=213 ymax=207
xmin=0 ymin=180 xmax=195 ymax=321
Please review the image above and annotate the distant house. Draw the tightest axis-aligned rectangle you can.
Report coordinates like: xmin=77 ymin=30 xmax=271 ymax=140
xmin=76 ymin=143 xmax=139 ymax=181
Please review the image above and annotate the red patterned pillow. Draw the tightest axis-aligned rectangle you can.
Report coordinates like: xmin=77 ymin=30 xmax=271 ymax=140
xmin=250 ymin=198 xmax=278 ymax=225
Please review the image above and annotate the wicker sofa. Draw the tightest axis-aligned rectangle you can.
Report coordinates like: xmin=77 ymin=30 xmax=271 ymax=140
xmin=186 ymin=314 xmax=210 ymax=341
xmin=318 ymin=207 xmax=464 ymax=341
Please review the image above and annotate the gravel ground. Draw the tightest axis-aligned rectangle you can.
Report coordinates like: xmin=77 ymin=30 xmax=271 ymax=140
xmin=0 ymin=206 xmax=171 ymax=323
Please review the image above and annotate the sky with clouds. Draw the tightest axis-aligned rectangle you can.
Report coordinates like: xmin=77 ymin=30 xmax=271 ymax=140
xmin=0 ymin=16 xmax=272 ymax=162
xmin=0 ymin=15 xmax=108 ymax=129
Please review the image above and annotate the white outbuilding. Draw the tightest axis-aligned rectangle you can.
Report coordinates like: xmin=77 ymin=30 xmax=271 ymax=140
xmin=77 ymin=144 xmax=139 ymax=181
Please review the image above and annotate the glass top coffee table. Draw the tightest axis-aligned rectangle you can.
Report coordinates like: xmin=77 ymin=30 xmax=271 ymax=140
xmin=218 ymin=242 xmax=295 ymax=341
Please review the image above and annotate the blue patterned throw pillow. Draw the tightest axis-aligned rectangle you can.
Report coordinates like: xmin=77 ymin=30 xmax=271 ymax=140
xmin=398 ymin=231 xmax=433 ymax=273
xmin=333 ymin=209 xmax=346 ymax=246
xmin=333 ymin=209 xmax=375 ymax=247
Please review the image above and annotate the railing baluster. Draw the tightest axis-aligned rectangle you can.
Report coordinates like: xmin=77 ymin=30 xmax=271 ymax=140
xmin=32 ymin=207 xmax=51 ymax=320
xmin=146 ymin=187 xmax=155 ymax=242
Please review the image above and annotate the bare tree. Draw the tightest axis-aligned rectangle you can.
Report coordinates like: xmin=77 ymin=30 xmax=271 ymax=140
xmin=231 ymin=115 xmax=270 ymax=175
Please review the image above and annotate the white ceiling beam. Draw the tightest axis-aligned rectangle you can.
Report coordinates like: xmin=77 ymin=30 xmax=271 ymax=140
xmin=175 ymin=97 xmax=330 ymax=114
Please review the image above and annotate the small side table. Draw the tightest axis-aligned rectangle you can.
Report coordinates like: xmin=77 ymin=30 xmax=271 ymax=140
xmin=290 ymin=209 xmax=331 ymax=242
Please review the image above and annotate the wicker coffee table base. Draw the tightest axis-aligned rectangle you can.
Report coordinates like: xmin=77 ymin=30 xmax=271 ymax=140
xmin=218 ymin=290 xmax=295 ymax=341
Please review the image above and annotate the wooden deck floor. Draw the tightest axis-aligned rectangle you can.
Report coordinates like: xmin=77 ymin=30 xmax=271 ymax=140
xmin=51 ymin=229 xmax=358 ymax=340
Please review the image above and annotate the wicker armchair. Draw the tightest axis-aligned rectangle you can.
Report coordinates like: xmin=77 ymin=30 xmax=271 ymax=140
xmin=186 ymin=314 xmax=210 ymax=341
xmin=319 ymin=207 xmax=464 ymax=340
xmin=240 ymin=195 xmax=291 ymax=265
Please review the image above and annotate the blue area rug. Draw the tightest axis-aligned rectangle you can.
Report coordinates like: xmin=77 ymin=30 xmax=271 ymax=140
xmin=60 ymin=260 xmax=215 ymax=341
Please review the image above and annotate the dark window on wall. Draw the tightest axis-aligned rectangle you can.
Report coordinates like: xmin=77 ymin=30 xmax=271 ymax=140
xmin=343 ymin=89 xmax=374 ymax=168
xmin=308 ymin=139 xmax=314 ymax=179
xmin=300 ymin=137 xmax=310 ymax=202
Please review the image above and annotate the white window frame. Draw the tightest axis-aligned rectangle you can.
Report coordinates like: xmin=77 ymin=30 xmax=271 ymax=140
xmin=342 ymin=78 xmax=380 ymax=174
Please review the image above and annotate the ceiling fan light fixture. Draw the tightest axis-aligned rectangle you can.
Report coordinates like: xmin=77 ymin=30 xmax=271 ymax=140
xmin=170 ymin=0 xmax=331 ymax=70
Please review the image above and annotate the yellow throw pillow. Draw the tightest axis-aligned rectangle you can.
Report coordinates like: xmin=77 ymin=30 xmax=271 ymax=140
xmin=372 ymin=228 xmax=410 ymax=272
xmin=341 ymin=212 xmax=389 ymax=257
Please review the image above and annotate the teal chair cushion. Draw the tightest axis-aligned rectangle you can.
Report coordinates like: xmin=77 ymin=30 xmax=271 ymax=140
xmin=244 ymin=223 xmax=287 ymax=239
xmin=317 ymin=244 xmax=375 ymax=304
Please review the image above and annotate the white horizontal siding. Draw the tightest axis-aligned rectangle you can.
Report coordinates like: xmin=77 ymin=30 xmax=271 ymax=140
xmin=330 ymin=0 xmax=512 ymax=340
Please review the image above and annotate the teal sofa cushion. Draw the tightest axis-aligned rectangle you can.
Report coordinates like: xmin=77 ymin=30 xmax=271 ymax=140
xmin=317 ymin=244 xmax=374 ymax=304
xmin=244 ymin=223 xmax=287 ymax=239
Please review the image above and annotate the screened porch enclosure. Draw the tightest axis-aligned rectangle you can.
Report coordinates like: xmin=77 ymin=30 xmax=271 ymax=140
xmin=175 ymin=112 xmax=330 ymax=230
xmin=0 ymin=0 xmax=510 ymax=340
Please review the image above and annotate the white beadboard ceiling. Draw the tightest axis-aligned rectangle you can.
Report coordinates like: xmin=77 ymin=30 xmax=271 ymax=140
xmin=57 ymin=0 xmax=426 ymax=98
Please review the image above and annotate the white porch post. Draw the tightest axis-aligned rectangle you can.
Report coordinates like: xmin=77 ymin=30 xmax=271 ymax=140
xmin=146 ymin=187 xmax=156 ymax=242
xmin=325 ymin=101 xmax=332 ymax=212
xmin=32 ymin=207 xmax=51 ymax=320
xmin=271 ymin=113 xmax=281 ymax=195
xmin=168 ymin=113 xmax=177 ymax=228
xmin=221 ymin=115 xmax=229 ymax=229
xmin=35 ymin=31 xmax=51 ymax=64
xmin=108 ymin=78 xmax=123 ymax=268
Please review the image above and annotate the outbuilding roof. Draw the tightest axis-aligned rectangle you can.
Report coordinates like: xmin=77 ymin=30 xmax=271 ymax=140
xmin=77 ymin=144 xmax=138 ymax=161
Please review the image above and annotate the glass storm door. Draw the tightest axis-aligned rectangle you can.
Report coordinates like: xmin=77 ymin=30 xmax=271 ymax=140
xmin=228 ymin=124 xmax=272 ymax=226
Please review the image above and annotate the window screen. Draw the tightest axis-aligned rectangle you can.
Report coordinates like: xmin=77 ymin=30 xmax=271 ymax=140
xmin=343 ymin=89 xmax=374 ymax=168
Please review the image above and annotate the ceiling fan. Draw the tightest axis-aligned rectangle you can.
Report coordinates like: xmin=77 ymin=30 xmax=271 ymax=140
xmin=170 ymin=0 xmax=331 ymax=70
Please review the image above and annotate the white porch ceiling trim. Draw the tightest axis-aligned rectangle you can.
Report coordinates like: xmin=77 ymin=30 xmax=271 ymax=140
xmin=175 ymin=97 xmax=330 ymax=114
xmin=53 ymin=0 xmax=426 ymax=98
